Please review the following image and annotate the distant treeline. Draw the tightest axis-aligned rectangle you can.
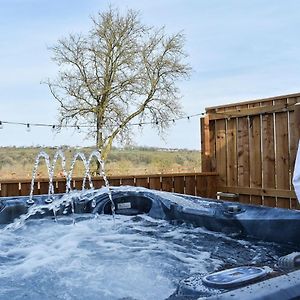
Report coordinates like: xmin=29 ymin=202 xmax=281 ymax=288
xmin=0 ymin=146 xmax=201 ymax=179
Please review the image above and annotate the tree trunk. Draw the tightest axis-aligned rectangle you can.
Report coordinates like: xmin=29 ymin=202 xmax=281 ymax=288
xmin=96 ymin=114 xmax=103 ymax=174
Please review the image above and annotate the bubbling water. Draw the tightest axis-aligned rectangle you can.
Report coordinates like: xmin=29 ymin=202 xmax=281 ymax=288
xmin=0 ymin=215 xmax=189 ymax=299
xmin=0 ymin=213 xmax=295 ymax=300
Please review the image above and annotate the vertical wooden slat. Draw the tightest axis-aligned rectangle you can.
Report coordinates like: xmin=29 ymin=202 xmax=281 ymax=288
xmin=201 ymin=115 xmax=211 ymax=172
xmin=33 ymin=182 xmax=40 ymax=195
xmin=20 ymin=182 xmax=32 ymax=196
xmin=73 ymin=177 xmax=92 ymax=190
xmin=206 ymin=175 xmax=217 ymax=199
xmin=226 ymin=118 xmax=238 ymax=187
xmin=108 ymin=178 xmax=121 ymax=187
xmin=74 ymin=179 xmax=82 ymax=190
xmin=135 ymin=177 xmax=149 ymax=188
xmin=209 ymin=119 xmax=216 ymax=172
xmin=249 ymin=103 xmax=262 ymax=205
xmin=4 ymin=183 xmax=20 ymax=197
xmin=261 ymin=101 xmax=276 ymax=208
xmin=93 ymin=177 xmax=105 ymax=189
xmin=196 ymin=175 xmax=207 ymax=197
xmin=121 ymin=177 xmax=135 ymax=186
xmin=185 ymin=175 xmax=196 ymax=195
xmin=149 ymin=176 xmax=161 ymax=191
xmin=57 ymin=180 xmax=66 ymax=193
xmin=224 ymin=105 xmax=239 ymax=203
xmin=275 ymin=99 xmax=290 ymax=208
xmin=161 ymin=176 xmax=173 ymax=192
xmin=215 ymin=119 xmax=227 ymax=188
xmin=173 ymin=176 xmax=184 ymax=194
xmin=1 ymin=183 xmax=8 ymax=196
xmin=53 ymin=181 xmax=59 ymax=193
xmin=237 ymin=111 xmax=250 ymax=203
xmin=39 ymin=181 xmax=49 ymax=195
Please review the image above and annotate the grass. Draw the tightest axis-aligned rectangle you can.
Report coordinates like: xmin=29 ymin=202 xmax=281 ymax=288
xmin=0 ymin=146 xmax=201 ymax=180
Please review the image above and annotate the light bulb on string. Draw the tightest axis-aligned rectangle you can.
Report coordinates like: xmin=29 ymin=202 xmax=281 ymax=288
xmin=0 ymin=110 xmax=207 ymax=133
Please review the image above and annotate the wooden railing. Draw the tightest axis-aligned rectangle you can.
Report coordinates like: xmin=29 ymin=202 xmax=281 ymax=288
xmin=0 ymin=172 xmax=218 ymax=199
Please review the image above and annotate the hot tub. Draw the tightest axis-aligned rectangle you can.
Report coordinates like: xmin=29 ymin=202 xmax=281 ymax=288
xmin=0 ymin=186 xmax=299 ymax=299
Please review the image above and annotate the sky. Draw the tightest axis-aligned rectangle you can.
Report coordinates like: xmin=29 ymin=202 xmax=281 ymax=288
xmin=1 ymin=0 xmax=300 ymax=150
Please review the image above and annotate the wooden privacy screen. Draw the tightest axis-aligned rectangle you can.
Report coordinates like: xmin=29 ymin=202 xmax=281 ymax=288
xmin=201 ymin=92 xmax=300 ymax=209
xmin=0 ymin=173 xmax=218 ymax=199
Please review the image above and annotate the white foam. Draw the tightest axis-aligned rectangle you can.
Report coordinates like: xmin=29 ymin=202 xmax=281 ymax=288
xmin=0 ymin=215 xmax=196 ymax=299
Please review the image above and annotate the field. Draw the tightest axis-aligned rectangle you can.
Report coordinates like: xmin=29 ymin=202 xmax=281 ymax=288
xmin=0 ymin=146 xmax=201 ymax=180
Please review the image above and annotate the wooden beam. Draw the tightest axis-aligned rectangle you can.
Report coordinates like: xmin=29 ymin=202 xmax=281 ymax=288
xmin=219 ymin=186 xmax=296 ymax=199
xmin=205 ymin=92 xmax=300 ymax=111
xmin=208 ymin=103 xmax=295 ymax=121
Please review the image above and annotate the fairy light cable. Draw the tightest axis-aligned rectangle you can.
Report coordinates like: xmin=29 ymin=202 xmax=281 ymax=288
xmin=0 ymin=112 xmax=206 ymax=130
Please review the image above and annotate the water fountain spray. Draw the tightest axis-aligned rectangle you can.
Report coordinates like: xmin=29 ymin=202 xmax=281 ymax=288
xmin=47 ymin=149 xmax=68 ymax=203
xmin=67 ymin=152 xmax=92 ymax=192
xmin=86 ymin=150 xmax=115 ymax=216
xmin=27 ymin=151 xmax=51 ymax=205
xmin=26 ymin=149 xmax=115 ymax=217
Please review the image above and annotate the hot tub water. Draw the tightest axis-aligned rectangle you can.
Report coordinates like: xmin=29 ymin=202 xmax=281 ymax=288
xmin=0 ymin=212 xmax=296 ymax=300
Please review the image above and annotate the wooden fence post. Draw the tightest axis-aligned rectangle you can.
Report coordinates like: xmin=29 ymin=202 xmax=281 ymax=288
xmin=201 ymin=115 xmax=211 ymax=172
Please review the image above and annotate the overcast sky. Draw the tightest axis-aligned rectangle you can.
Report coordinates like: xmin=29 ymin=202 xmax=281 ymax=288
xmin=1 ymin=0 xmax=300 ymax=149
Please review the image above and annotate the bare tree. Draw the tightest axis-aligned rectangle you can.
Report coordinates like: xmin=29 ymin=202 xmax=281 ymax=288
xmin=46 ymin=7 xmax=191 ymax=160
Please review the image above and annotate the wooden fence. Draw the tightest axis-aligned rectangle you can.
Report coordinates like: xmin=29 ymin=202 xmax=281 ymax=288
xmin=0 ymin=172 xmax=218 ymax=199
xmin=201 ymin=92 xmax=300 ymax=209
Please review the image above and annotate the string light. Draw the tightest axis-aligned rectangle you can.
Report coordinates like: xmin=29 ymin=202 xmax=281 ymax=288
xmin=130 ymin=112 xmax=206 ymax=126
xmin=0 ymin=112 xmax=206 ymax=131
